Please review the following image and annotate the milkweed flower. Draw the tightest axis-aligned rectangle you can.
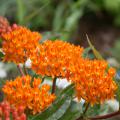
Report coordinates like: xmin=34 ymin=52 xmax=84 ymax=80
xmin=71 ymin=59 xmax=117 ymax=105
xmin=2 ymin=25 xmax=42 ymax=64
xmin=2 ymin=75 xmax=56 ymax=114
xmin=31 ymin=40 xmax=84 ymax=78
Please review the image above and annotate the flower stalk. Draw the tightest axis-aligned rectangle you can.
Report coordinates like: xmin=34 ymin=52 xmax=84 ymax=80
xmin=52 ymin=77 xmax=57 ymax=94
xmin=17 ymin=64 xmax=25 ymax=76
xmin=89 ymin=110 xmax=120 ymax=120
xmin=77 ymin=103 xmax=90 ymax=120
xmin=83 ymin=103 xmax=90 ymax=116
xmin=23 ymin=64 xmax=28 ymax=75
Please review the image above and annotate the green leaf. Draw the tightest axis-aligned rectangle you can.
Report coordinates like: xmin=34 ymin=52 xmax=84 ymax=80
xmin=86 ymin=102 xmax=114 ymax=117
xmin=0 ymin=38 xmax=2 ymax=43
xmin=24 ymin=1 xmax=51 ymax=24
xmin=82 ymin=47 xmax=91 ymax=58
xmin=114 ymin=79 xmax=120 ymax=105
xmin=103 ymin=0 xmax=120 ymax=14
xmin=0 ymin=52 xmax=4 ymax=58
xmin=112 ymin=39 xmax=120 ymax=62
xmin=63 ymin=10 xmax=83 ymax=40
xmin=52 ymin=3 xmax=66 ymax=32
xmin=30 ymin=84 xmax=74 ymax=120
xmin=86 ymin=35 xmax=103 ymax=60
xmin=16 ymin=0 xmax=25 ymax=25
xmin=60 ymin=84 xmax=74 ymax=96
xmin=47 ymin=98 xmax=71 ymax=120
xmin=86 ymin=104 xmax=101 ymax=117
xmin=58 ymin=101 xmax=83 ymax=120
xmin=64 ymin=10 xmax=83 ymax=32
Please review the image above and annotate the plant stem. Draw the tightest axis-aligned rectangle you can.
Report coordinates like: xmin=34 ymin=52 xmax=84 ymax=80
xmin=51 ymin=77 xmax=57 ymax=94
xmin=77 ymin=103 xmax=90 ymax=120
xmin=17 ymin=64 xmax=25 ymax=76
xmin=42 ymin=76 xmax=45 ymax=83
xmin=83 ymin=103 xmax=90 ymax=115
xmin=23 ymin=64 xmax=28 ymax=75
xmin=89 ymin=110 xmax=120 ymax=120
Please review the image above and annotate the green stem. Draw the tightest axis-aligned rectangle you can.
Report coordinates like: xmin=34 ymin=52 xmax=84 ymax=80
xmin=42 ymin=76 xmax=45 ymax=83
xmin=77 ymin=103 xmax=90 ymax=120
xmin=83 ymin=103 xmax=90 ymax=116
xmin=23 ymin=64 xmax=28 ymax=75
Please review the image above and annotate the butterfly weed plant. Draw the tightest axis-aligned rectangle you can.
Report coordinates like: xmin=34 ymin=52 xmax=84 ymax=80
xmin=0 ymin=16 xmax=120 ymax=120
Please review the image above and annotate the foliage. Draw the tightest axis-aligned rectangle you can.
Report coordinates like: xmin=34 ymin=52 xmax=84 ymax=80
xmin=112 ymin=39 xmax=120 ymax=62
xmin=1 ymin=0 xmax=120 ymax=41
xmin=29 ymin=84 xmax=75 ymax=120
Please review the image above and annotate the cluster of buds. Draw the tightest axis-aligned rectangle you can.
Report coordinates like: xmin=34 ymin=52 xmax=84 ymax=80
xmin=0 ymin=16 xmax=20 ymax=38
xmin=0 ymin=100 xmax=26 ymax=120
xmin=0 ymin=16 xmax=11 ymax=37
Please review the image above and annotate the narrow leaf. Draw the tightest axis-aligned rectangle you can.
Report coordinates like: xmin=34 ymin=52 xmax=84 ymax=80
xmin=47 ymin=98 xmax=71 ymax=120
xmin=30 ymin=84 xmax=74 ymax=120
xmin=82 ymin=47 xmax=91 ymax=58
xmin=0 ymin=52 xmax=4 ymax=58
xmin=58 ymin=101 xmax=83 ymax=120
xmin=86 ymin=35 xmax=103 ymax=60
xmin=16 ymin=0 xmax=25 ymax=25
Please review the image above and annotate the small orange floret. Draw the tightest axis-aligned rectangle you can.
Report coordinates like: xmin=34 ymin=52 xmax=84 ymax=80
xmin=72 ymin=59 xmax=117 ymax=105
xmin=2 ymin=25 xmax=42 ymax=64
xmin=108 ymin=67 xmax=116 ymax=76
xmin=31 ymin=40 xmax=84 ymax=78
xmin=2 ymin=75 xmax=55 ymax=114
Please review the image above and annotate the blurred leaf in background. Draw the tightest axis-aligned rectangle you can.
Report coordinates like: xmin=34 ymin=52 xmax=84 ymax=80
xmin=0 ymin=0 xmax=54 ymax=28
xmin=1 ymin=0 xmax=120 ymax=41
xmin=112 ymin=39 xmax=120 ymax=62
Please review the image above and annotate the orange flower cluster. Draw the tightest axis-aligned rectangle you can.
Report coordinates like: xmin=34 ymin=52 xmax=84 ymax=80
xmin=31 ymin=40 xmax=84 ymax=78
xmin=2 ymin=75 xmax=56 ymax=114
xmin=71 ymin=59 xmax=117 ymax=105
xmin=31 ymin=40 xmax=117 ymax=104
xmin=2 ymin=25 xmax=42 ymax=64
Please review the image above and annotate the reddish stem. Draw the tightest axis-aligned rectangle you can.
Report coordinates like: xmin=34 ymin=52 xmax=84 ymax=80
xmin=89 ymin=110 xmax=120 ymax=120
xmin=51 ymin=77 xmax=57 ymax=94
xmin=17 ymin=64 xmax=25 ymax=76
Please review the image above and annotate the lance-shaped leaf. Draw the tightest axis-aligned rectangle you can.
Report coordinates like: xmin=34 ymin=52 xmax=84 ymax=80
xmin=82 ymin=47 xmax=91 ymax=58
xmin=30 ymin=84 xmax=74 ymax=120
xmin=86 ymin=35 xmax=103 ymax=60
xmin=58 ymin=101 xmax=83 ymax=120
xmin=47 ymin=98 xmax=71 ymax=120
xmin=0 ymin=48 xmax=4 ymax=58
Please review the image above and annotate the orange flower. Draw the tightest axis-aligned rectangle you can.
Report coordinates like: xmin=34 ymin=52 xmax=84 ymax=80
xmin=2 ymin=75 xmax=56 ymax=114
xmin=2 ymin=25 xmax=42 ymax=64
xmin=71 ymin=59 xmax=117 ymax=105
xmin=31 ymin=40 xmax=84 ymax=78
